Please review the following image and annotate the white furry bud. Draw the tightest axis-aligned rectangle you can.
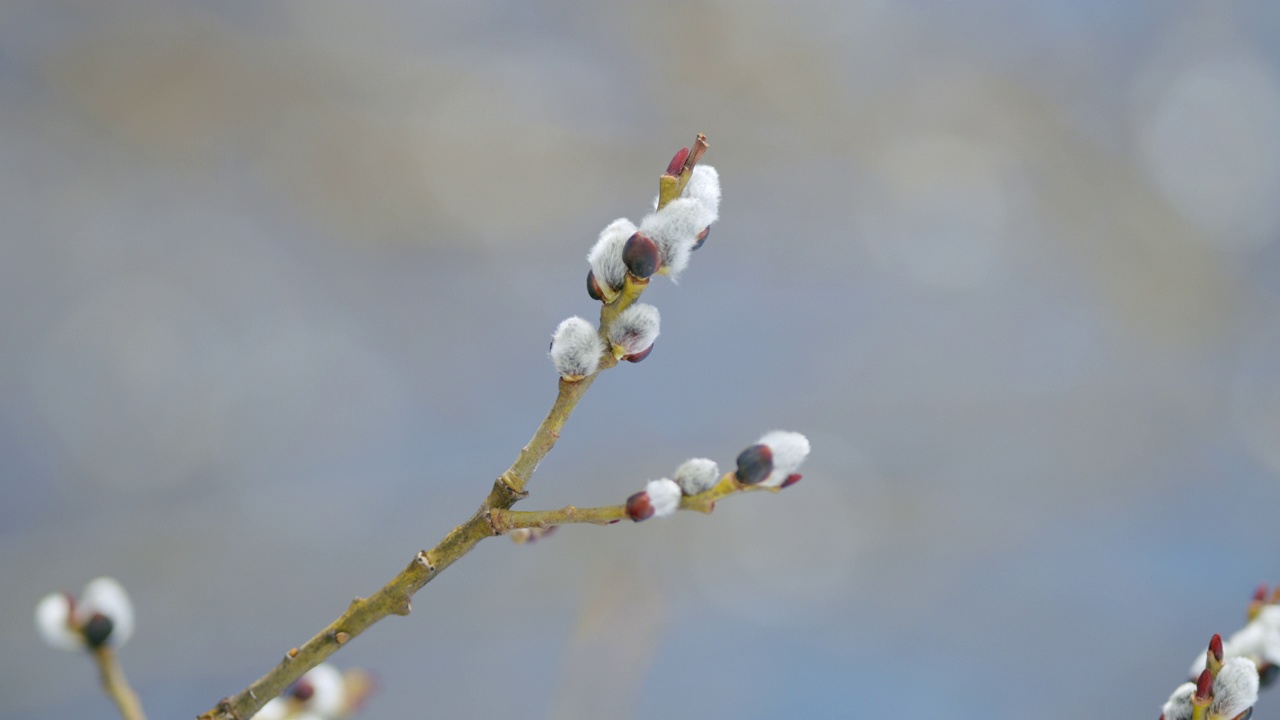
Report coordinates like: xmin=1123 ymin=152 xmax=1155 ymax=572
xmin=35 ymin=576 xmax=135 ymax=651
xmin=35 ymin=593 xmax=80 ymax=651
xmin=252 ymin=698 xmax=289 ymax=720
xmin=587 ymin=219 xmax=636 ymax=296
xmin=1211 ymin=657 xmax=1259 ymax=719
xmin=757 ymin=430 xmax=811 ymax=488
xmin=1162 ymin=682 xmax=1195 ymax=720
xmin=299 ymin=663 xmax=346 ymax=718
xmin=682 ymin=165 xmax=721 ymax=222
xmin=550 ymin=317 xmax=604 ymax=379
xmin=646 ymin=479 xmax=682 ymax=518
xmin=674 ymin=458 xmax=720 ymax=495
xmin=638 ymin=198 xmax=714 ymax=278
xmin=608 ymin=303 xmax=660 ymax=359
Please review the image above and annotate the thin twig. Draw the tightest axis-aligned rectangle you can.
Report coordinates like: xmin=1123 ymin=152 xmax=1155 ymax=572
xmin=488 ymin=474 xmax=777 ymax=533
xmin=92 ymin=645 xmax=146 ymax=720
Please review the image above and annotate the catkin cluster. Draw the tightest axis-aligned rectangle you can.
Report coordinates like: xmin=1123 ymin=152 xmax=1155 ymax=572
xmin=549 ymin=145 xmax=721 ymax=381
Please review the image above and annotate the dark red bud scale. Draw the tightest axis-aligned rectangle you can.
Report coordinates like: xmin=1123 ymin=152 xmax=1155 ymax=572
xmin=667 ymin=147 xmax=690 ymax=176
xmin=1254 ymin=583 xmax=1268 ymax=602
xmin=587 ymin=269 xmax=603 ymax=301
xmin=1195 ymin=668 xmax=1214 ymax=701
xmin=82 ymin=613 xmax=114 ymax=648
xmin=735 ymin=444 xmax=774 ymax=485
xmin=780 ymin=473 xmax=802 ymax=489
xmin=292 ymin=678 xmax=316 ymax=702
xmin=626 ymin=491 xmax=655 ymax=521
xmin=692 ymin=226 xmax=710 ymax=251
xmin=623 ymin=343 xmax=654 ymax=363
xmin=1210 ymin=633 xmax=1224 ymax=661
xmin=623 ymin=233 xmax=660 ymax=279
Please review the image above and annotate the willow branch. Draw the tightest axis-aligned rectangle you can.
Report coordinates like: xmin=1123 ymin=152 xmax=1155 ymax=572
xmin=488 ymin=474 xmax=779 ymax=533
xmin=91 ymin=646 xmax=146 ymax=720
xmin=199 ymin=134 xmax=710 ymax=720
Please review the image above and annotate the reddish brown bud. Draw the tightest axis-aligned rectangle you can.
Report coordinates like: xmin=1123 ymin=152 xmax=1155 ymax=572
xmin=623 ymin=232 xmax=660 ymax=279
xmin=667 ymin=147 xmax=690 ymax=176
xmin=780 ymin=473 xmax=802 ymax=489
xmin=1195 ymin=668 xmax=1214 ymax=702
xmin=82 ymin=613 xmax=114 ymax=648
xmin=1254 ymin=583 xmax=1268 ymax=602
xmin=735 ymin=444 xmax=774 ymax=485
xmin=622 ymin=343 xmax=654 ymax=363
xmin=587 ymin=269 xmax=603 ymax=301
xmin=292 ymin=678 xmax=316 ymax=702
xmin=626 ymin=491 xmax=654 ymax=521
xmin=1210 ymin=633 xmax=1224 ymax=662
xmin=692 ymin=226 xmax=710 ymax=251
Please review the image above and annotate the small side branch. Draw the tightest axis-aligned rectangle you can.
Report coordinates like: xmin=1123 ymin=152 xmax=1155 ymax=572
xmin=489 ymin=473 xmax=777 ymax=532
xmin=491 ymin=504 xmax=626 ymax=532
xmin=92 ymin=646 xmax=146 ymax=720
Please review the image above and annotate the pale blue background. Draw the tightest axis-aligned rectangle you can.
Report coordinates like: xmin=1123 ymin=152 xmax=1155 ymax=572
xmin=3 ymin=1 xmax=1280 ymax=718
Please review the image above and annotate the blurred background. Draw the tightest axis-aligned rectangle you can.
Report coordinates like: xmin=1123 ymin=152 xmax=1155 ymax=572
xmin=3 ymin=1 xmax=1280 ymax=718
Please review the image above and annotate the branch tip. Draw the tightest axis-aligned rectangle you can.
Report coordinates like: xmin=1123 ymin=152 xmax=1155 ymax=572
xmin=684 ymin=133 xmax=709 ymax=174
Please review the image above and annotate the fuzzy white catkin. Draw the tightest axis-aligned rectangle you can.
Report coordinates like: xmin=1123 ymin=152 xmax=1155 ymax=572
xmin=301 ymin=663 xmax=347 ymax=718
xmin=682 ymin=165 xmax=721 ymax=222
xmin=587 ymin=218 xmax=637 ymax=293
xmin=757 ymin=430 xmax=811 ymax=488
xmin=35 ymin=593 xmax=80 ymax=651
xmin=638 ymin=198 xmax=715 ymax=278
xmin=674 ymin=458 xmax=720 ymax=495
xmin=80 ymin=577 xmax=134 ymax=647
xmin=1211 ymin=657 xmax=1260 ymax=719
xmin=609 ymin=303 xmax=660 ymax=355
xmin=36 ymin=576 xmax=136 ymax=651
xmin=1162 ymin=682 xmax=1194 ymax=720
xmin=252 ymin=698 xmax=290 ymax=720
xmin=646 ymin=479 xmax=682 ymax=518
xmin=550 ymin=317 xmax=604 ymax=378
